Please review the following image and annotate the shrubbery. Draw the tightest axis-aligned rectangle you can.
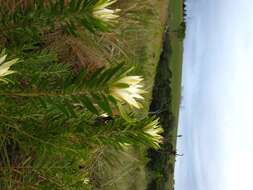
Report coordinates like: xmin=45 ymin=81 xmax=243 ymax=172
xmin=0 ymin=1 xmax=163 ymax=189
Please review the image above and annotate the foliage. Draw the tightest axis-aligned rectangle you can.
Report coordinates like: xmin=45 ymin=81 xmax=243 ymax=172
xmin=0 ymin=0 xmax=120 ymax=37
xmin=0 ymin=0 xmax=163 ymax=189
xmin=175 ymin=21 xmax=186 ymax=40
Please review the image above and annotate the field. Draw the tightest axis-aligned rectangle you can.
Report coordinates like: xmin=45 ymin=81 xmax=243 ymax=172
xmin=167 ymin=0 xmax=184 ymax=188
xmin=98 ymin=0 xmax=184 ymax=189
xmin=146 ymin=0 xmax=184 ymax=189
xmin=93 ymin=1 xmax=173 ymax=189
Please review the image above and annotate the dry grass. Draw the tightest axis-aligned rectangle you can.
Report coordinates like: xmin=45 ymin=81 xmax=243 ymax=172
xmin=47 ymin=34 xmax=105 ymax=72
xmin=0 ymin=0 xmax=126 ymax=72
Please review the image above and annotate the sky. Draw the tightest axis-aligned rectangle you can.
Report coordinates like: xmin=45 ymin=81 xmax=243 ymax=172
xmin=175 ymin=0 xmax=253 ymax=189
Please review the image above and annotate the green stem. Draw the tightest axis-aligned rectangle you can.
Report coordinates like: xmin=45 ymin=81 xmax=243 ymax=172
xmin=0 ymin=91 xmax=88 ymax=97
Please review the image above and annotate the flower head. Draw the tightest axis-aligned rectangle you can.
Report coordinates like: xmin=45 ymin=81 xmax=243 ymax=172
xmin=0 ymin=53 xmax=18 ymax=83
xmin=93 ymin=0 xmax=120 ymax=23
xmin=110 ymin=76 xmax=146 ymax=109
xmin=144 ymin=119 xmax=163 ymax=148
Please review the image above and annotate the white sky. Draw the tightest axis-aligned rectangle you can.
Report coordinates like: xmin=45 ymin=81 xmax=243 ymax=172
xmin=175 ymin=0 xmax=253 ymax=189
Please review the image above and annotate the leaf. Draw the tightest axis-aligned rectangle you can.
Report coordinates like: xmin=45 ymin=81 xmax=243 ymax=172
xmin=92 ymin=93 xmax=113 ymax=116
xmin=81 ymin=96 xmax=99 ymax=115
xmin=98 ymin=64 xmax=124 ymax=86
xmin=86 ymin=67 xmax=105 ymax=88
xmin=55 ymin=101 xmax=70 ymax=117
xmin=117 ymin=104 xmax=135 ymax=123
xmin=74 ymin=69 xmax=87 ymax=87
xmin=64 ymin=100 xmax=77 ymax=118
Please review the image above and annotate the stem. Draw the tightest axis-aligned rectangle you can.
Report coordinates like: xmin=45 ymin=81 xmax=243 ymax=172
xmin=0 ymin=91 xmax=88 ymax=97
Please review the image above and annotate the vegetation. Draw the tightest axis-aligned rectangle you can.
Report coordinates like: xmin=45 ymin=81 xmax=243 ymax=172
xmin=147 ymin=0 xmax=184 ymax=189
xmin=0 ymin=0 xmax=185 ymax=189
xmin=0 ymin=1 xmax=166 ymax=189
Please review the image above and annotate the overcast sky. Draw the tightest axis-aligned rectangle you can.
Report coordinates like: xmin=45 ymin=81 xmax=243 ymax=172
xmin=175 ymin=0 xmax=253 ymax=189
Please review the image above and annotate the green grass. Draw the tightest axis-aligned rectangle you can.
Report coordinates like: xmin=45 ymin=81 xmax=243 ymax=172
xmin=167 ymin=0 xmax=184 ymax=188
xmin=169 ymin=0 xmax=184 ymax=118
xmin=144 ymin=0 xmax=184 ymax=189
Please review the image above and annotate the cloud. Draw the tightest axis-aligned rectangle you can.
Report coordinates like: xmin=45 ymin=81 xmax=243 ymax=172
xmin=175 ymin=0 xmax=253 ymax=189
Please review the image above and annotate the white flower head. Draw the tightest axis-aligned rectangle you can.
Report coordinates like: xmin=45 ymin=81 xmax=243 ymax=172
xmin=110 ymin=76 xmax=146 ymax=109
xmin=93 ymin=0 xmax=120 ymax=23
xmin=0 ymin=53 xmax=18 ymax=83
xmin=83 ymin=178 xmax=90 ymax=184
xmin=144 ymin=119 xmax=163 ymax=148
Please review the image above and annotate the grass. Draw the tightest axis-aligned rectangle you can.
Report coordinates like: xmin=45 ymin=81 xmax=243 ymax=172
xmin=117 ymin=0 xmax=170 ymax=114
xmin=89 ymin=0 xmax=184 ymax=189
xmin=167 ymin=0 xmax=184 ymax=188
xmin=169 ymin=0 xmax=184 ymax=118
xmin=146 ymin=0 xmax=184 ymax=189
xmin=92 ymin=1 xmax=172 ymax=190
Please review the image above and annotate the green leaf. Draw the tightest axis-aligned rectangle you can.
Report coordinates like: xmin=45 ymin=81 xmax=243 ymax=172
xmin=55 ymin=101 xmax=70 ymax=117
xmin=92 ymin=93 xmax=113 ymax=116
xmin=98 ymin=64 xmax=124 ymax=85
xmin=81 ymin=96 xmax=99 ymax=115
xmin=117 ymin=104 xmax=135 ymax=123
xmin=86 ymin=67 xmax=105 ymax=88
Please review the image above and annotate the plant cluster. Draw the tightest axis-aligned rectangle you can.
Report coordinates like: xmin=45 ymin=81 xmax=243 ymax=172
xmin=0 ymin=0 xmax=163 ymax=189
